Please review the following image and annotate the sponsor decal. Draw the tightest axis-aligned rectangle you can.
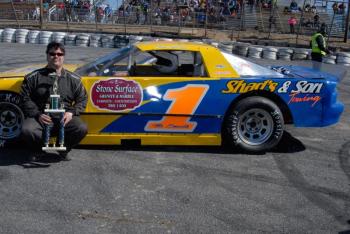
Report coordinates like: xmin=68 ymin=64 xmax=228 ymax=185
xmin=0 ymin=93 xmax=21 ymax=105
xmin=145 ymin=84 xmax=209 ymax=132
xmin=278 ymin=81 xmax=291 ymax=93
xmin=288 ymin=92 xmax=321 ymax=107
xmin=90 ymin=78 xmax=143 ymax=112
xmin=278 ymin=81 xmax=323 ymax=94
xmin=222 ymin=80 xmax=278 ymax=93
xmin=0 ymin=140 xmax=5 ymax=148
xmin=291 ymin=81 xmax=323 ymax=93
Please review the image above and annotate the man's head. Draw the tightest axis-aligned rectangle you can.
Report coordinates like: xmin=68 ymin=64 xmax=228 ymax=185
xmin=46 ymin=42 xmax=65 ymax=70
xmin=319 ymin=23 xmax=327 ymax=36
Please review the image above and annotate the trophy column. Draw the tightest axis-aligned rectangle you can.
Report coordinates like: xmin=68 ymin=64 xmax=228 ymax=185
xmin=42 ymin=94 xmax=67 ymax=152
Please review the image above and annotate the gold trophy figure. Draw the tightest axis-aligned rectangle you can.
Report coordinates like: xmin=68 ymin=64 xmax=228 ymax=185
xmin=42 ymin=73 xmax=66 ymax=152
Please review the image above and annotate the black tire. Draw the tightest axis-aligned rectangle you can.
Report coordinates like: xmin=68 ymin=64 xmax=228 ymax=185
xmin=0 ymin=92 xmax=24 ymax=145
xmin=224 ymin=96 xmax=284 ymax=153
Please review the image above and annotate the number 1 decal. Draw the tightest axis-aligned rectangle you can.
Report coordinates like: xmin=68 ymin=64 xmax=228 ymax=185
xmin=145 ymin=84 xmax=209 ymax=132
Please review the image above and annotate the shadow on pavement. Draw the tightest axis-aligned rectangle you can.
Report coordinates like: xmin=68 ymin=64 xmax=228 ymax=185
xmin=78 ymin=130 xmax=305 ymax=155
xmin=0 ymin=149 xmax=62 ymax=168
xmin=0 ymin=130 xmax=305 ymax=166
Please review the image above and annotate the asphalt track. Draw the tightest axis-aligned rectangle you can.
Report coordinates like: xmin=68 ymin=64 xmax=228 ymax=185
xmin=0 ymin=43 xmax=349 ymax=234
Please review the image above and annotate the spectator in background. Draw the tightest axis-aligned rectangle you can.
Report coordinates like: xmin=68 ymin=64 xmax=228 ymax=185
xmin=313 ymin=12 xmax=320 ymax=28
xmin=64 ymin=0 xmax=72 ymax=21
xmin=311 ymin=5 xmax=317 ymax=13
xmin=338 ymin=2 xmax=346 ymax=14
xmin=32 ymin=6 xmax=40 ymax=20
xmin=104 ymin=4 xmax=112 ymax=23
xmin=288 ymin=15 xmax=297 ymax=33
xmin=332 ymin=2 xmax=339 ymax=14
xmin=290 ymin=0 xmax=298 ymax=12
xmin=135 ymin=6 xmax=140 ymax=24
xmin=142 ymin=2 xmax=148 ymax=24
xmin=304 ymin=3 xmax=311 ymax=12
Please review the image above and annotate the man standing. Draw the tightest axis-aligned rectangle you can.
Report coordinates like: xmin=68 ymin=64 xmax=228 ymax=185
xmin=20 ymin=42 xmax=88 ymax=162
xmin=310 ymin=23 xmax=330 ymax=63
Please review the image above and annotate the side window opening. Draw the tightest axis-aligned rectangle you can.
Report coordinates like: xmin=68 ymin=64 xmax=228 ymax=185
xmin=129 ymin=50 xmax=207 ymax=77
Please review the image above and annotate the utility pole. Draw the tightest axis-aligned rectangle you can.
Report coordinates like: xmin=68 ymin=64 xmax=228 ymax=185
xmin=344 ymin=0 xmax=350 ymax=42
xmin=40 ymin=0 xmax=44 ymax=29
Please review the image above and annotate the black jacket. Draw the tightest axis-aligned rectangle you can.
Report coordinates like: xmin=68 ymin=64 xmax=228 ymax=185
xmin=20 ymin=67 xmax=87 ymax=118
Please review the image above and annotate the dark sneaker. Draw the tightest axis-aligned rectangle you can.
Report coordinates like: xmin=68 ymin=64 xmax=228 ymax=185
xmin=59 ymin=151 xmax=71 ymax=161
xmin=25 ymin=152 xmax=50 ymax=167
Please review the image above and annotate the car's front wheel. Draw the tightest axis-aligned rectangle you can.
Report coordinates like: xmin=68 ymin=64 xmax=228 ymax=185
xmin=224 ymin=96 xmax=284 ymax=152
xmin=0 ymin=93 xmax=24 ymax=144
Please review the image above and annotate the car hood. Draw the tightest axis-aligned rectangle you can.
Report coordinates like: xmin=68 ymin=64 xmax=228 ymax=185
xmin=0 ymin=64 xmax=81 ymax=78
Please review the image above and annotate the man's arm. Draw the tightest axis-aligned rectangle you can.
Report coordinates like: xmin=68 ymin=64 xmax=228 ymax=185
xmin=66 ymin=80 xmax=88 ymax=116
xmin=316 ymin=35 xmax=330 ymax=54
xmin=20 ymin=75 xmax=41 ymax=118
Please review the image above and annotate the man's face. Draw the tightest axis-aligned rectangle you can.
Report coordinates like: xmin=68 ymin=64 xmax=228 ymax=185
xmin=47 ymin=48 xmax=65 ymax=69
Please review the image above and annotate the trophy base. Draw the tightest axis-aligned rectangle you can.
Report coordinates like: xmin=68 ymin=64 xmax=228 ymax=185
xmin=44 ymin=109 xmax=65 ymax=113
xmin=42 ymin=146 xmax=67 ymax=152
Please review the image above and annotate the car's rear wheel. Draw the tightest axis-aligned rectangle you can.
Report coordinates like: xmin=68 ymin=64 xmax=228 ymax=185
xmin=224 ymin=96 xmax=284 ymax=152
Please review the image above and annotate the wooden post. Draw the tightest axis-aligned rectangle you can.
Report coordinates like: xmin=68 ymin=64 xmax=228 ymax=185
xmin=11 ymin=0 xmax=20 ymax=28
xmin=344 ymin=0 xmax=350 ymax=42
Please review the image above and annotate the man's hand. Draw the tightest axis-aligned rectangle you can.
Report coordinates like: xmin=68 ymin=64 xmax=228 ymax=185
xmin=39 ymin=114 xmax=52 ymax=125
xmin=63 ymin=112 xmax=73 ymax=126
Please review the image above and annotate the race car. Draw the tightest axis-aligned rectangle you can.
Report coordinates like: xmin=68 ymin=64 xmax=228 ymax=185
xmin=0 ymin=41 xmax=345 ymax=152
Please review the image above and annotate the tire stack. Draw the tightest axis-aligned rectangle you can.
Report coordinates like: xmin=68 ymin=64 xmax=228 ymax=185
xmin=278 ymin=48 xmax=293 ymax=61
xmin=129 ymin=35 xmax=143 ymax=45
xmin=27 ymin=30 xmax=40 ymax=44
xmin=218 ymin=43 xmax=233 ymax=54
xmin=336 ymin=52 xmax=350 ymax=66
xmin=114 ymin=35 xmax=129 ymax=48
xmin=15 ymin=29 xmax=29 ymax=44
xmin=232 ymin=43 xmax=249 ymax=57
xmin=51 ymin=32 xmax=66 ymax=43
xmin=76 ymin=33 xmax=90 ymax=47
xmin=101 ymin=34 xmax=115 ymax=48
xmin=65 ymin=34 xmax=76 ymax=46
xmin=89 ymin=34 xmax=102 ymax=47
xmin=323 ymin=55 xmax=337 ymax=64
xmin=247 ymin=46 xmax=263 ymax=59
xmin=39 ymin=31 xmax=53 ymax=44
xmin=2 ymin=28 xmax=16 ymax=43
xmin=211 ymin=42 xmax=219 ymax=47
xmin=292 ymin=48 xmax=309 ymax=60
xmin=262 ymin=47 xmax=278 ymax=60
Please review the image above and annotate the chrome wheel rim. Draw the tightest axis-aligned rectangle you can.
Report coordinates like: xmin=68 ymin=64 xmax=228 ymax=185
xmin=0 ymin=102 xmax=24 ymax=140
xmin=238 ymin=108 xmax=273 ymax=146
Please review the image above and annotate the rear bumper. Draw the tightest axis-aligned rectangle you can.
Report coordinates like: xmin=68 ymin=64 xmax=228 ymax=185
xmin=322 ymin=101 xmax=344 ymax=127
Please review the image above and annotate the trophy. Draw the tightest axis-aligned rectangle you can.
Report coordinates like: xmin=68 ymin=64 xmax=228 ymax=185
xmin=42 ymin=72 xmax=66 ymax=152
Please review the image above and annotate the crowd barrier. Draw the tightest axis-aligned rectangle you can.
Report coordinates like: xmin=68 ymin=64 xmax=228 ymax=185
xmin=1 ymin=27 xmax=350 ymax=66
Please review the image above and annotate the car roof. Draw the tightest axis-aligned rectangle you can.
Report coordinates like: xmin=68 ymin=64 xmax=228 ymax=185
xmin=134 ymin=41 xmax=215 ymax=52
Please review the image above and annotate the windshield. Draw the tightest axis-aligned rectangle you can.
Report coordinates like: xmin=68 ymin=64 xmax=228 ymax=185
xmin=221 ymin=51 xmax=284 ymax=78
xmin=75 ymin=46 xmax=133 ymax=76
